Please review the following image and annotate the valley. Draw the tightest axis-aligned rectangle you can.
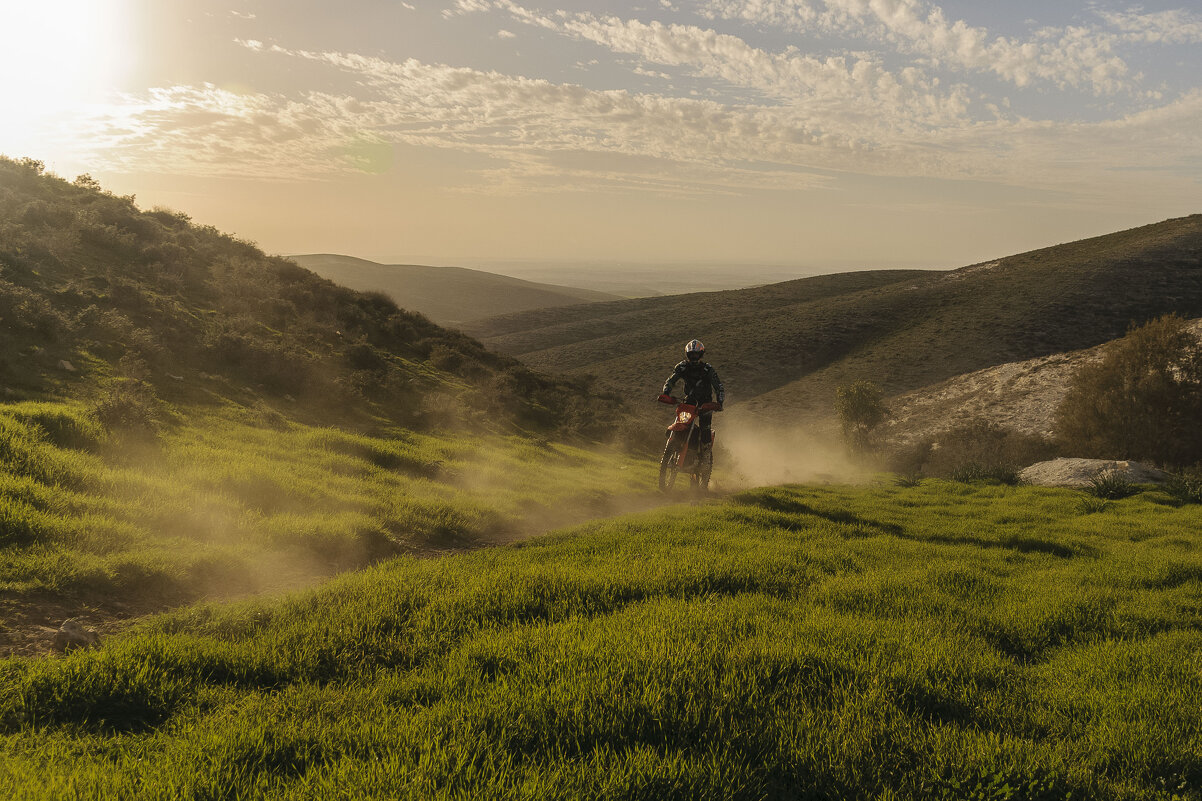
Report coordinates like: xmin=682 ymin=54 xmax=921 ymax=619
xmin=1 ymin=158 xmax=1200 ymax=800
xmin=466 ymin=216 xmax=1202 ymax=424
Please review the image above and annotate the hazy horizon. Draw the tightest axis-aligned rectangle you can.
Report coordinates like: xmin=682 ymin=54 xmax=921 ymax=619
xmin=2 ymin=1 xmax=1200 ymax=268
xmin=290 ymin=252 xmax=951 ymax=296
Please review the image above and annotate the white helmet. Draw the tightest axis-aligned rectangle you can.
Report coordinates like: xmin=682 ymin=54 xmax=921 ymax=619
xmin=685 ymin=339 xmax=705 ymax=360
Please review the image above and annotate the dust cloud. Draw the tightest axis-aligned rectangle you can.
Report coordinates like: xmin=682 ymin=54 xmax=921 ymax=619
xmin=711 ymin=409 xmax=865 ymax=490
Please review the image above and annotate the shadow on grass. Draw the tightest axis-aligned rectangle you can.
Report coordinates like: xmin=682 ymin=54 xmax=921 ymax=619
xmin=732 ymin=488 xmax=1096 ymax=559
xmin=730 ymin=490 xmax=904 ymax=536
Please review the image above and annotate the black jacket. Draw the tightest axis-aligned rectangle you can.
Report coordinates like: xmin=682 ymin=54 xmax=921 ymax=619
xmin=663 ymin=360 xmax=725 ymax=405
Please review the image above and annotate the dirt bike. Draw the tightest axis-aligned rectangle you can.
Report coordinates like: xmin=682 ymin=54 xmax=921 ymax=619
xmin=656 ymin=394 xmax=722 ymax=492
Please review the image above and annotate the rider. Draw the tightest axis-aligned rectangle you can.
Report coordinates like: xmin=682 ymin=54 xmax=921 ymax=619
xmin=659 ymin=339 xmax=725 ymax=447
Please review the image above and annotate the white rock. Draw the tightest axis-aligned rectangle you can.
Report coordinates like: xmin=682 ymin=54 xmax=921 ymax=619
xmin=1019 ymin=458 xmax=1172 ymax=488
xmin=51 ymin=618 xmax=101 ymax=652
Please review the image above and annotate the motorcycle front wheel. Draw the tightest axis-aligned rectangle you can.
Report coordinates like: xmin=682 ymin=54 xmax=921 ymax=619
xmin=659 ymin=434 xmax=682 ymax=491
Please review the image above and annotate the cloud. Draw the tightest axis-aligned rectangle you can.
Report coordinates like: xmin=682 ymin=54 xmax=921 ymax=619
xmin=702 ymin=0 xmax=1132 ymax=94
xmin=542 ymin=13 xmax=975 ymax=135
xmin=443 ymin=0 xmax=494 ymax=18
xmin=69 ymin=39 xmax=1199 ymax=211
xmin=1097 ymin=7 xmax=1202 ymax=44
xmin=66 ymin=1 xmax=1200 ymax=210
xmin=72 ymin=84 xmax=363 ymax=179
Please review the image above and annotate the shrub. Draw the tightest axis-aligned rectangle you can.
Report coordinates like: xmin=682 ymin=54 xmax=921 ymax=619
xmin=891 ymin=419 xmax=1055 ymax=481
xmin=1084 ymin=470 xmax=1138 ymax=500
xmin=344 ymin=342 xmax=388 ymax=373
xmin=93 ymin=380 xmax=160 ymax=434
xmin=426 ymin=344 xmax=466 ymax=374
xmin=950 ymin=462 xmax=1022 ymax=485
xmin=1056 ymin=314 xmax=1202 ymax=468
xmin=1163 ymin=470 xmax=1202 ymax=504
xmin=835 ymin=380 xmax=888 ymax=453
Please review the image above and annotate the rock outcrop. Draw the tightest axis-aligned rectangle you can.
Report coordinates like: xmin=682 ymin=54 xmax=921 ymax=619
xmin=51 ymin=618 xmax=101 ymax=652
xmin=1019 ymin=458 xmax=1172 ymax=488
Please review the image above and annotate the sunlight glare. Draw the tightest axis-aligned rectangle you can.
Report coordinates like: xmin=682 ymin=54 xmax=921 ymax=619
xmin=0 ymin=0 xmax=130 ymax=152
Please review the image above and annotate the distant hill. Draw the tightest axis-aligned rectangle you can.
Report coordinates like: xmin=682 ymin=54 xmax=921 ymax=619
xmin=290 ymin=254 xmax=620 ymax=327
xmin=460 ymin=261 xmax=830 ymax=297
xmin=0 ymin=156 xmax=614 ymax=437
xmin=465 ymin=216 xmax=1202 ymax=418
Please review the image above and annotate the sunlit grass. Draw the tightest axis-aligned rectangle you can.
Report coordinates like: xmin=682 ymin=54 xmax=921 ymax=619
xmin=0 ymin=400 xmax=656 ymax=602
xmin=2 ymin=481 xmax=1199 ymax=799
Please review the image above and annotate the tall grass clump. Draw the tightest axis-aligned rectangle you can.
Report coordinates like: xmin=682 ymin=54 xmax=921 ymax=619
xmin=950 ymin=462 xmax=1022 ymax=485
xmin=1085 ymin=470 xmax=1138 ymax=500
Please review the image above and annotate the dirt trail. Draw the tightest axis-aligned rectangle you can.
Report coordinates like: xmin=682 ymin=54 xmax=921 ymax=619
xmin=1 ymin=490 xmax=696 ymax=659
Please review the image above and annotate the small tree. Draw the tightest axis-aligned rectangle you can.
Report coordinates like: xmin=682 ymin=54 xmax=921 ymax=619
xmin=836 ymin=380 xmax=889 ymax=453
xmin=1056 ymin=314 xmax=1202 ymax=468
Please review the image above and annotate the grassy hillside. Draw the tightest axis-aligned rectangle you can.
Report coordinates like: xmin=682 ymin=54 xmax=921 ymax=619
xmin=0 ymin=156 xmax=613 ymax=440
xmin=0 ymin=156 xmax=662 ymax=647
xmin=0 ymin=398 xmax=656 ymax=657
xmin=2 ymin=481 xmax=1199 ymax=799
xmin=291 ymin=254 xmax=620 ymax=327
xmin=466 ymin=217 xmax=1202 ymax=418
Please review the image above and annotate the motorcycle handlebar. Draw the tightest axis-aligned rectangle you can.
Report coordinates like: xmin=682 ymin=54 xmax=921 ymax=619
xmin=657 ymin=395 xmax=723 ymax=411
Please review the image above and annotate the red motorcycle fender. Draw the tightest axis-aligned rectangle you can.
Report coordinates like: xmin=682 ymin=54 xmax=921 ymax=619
xmin=667 ymin=421 xmax=691 ymax=432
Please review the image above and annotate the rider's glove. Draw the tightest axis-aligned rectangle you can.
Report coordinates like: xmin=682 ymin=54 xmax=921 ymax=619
xmin=657 ymin=393 xmax=673 ymax=404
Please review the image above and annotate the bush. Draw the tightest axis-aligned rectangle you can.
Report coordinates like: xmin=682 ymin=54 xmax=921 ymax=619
xmin=1084 ymin=470 xmax=1138 ymax=500
xmin=344 ymin=342 xmax=388 ymax=372
xmin=1163 ymin=470 xmax=1202 ymax=504
xmin=890 ymin=419 xmax=1055 ymax=481
xmin=950 ymin=462 xmax=1022 ymax=485
xmin=835 ymin=380 xmax=888 ymax=453
xmin=1056 ymin=314 xmax=1202 ymax=468
xmin=93 ymin=380 xmax=160 ymax=434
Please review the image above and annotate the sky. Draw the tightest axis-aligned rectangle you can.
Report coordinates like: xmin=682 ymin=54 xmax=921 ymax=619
xmin=1 ymin=0 xmax=1200 ymax=271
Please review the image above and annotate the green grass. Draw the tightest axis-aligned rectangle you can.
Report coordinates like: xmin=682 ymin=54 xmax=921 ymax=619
xmin=0 ymin=399 xmax=655 ymax=606
xmin=2 ymin=481 xmax=1200 ymax=799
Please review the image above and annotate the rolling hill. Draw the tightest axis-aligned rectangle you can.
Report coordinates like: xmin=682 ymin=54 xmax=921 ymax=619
xmin=465 ymin=216 xmax=1202 ymax=420
xmin=290 ymin=254 xmax=620 ymax=327
xmin=0 ymin=156 xmax=614 ymax=439
xmin=0 ymin=156 xmax=652 ymax=649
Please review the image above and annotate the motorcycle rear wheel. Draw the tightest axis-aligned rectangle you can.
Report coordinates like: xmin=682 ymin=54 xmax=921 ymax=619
xmin=659 ymin=434 xmax=681 ymax=491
